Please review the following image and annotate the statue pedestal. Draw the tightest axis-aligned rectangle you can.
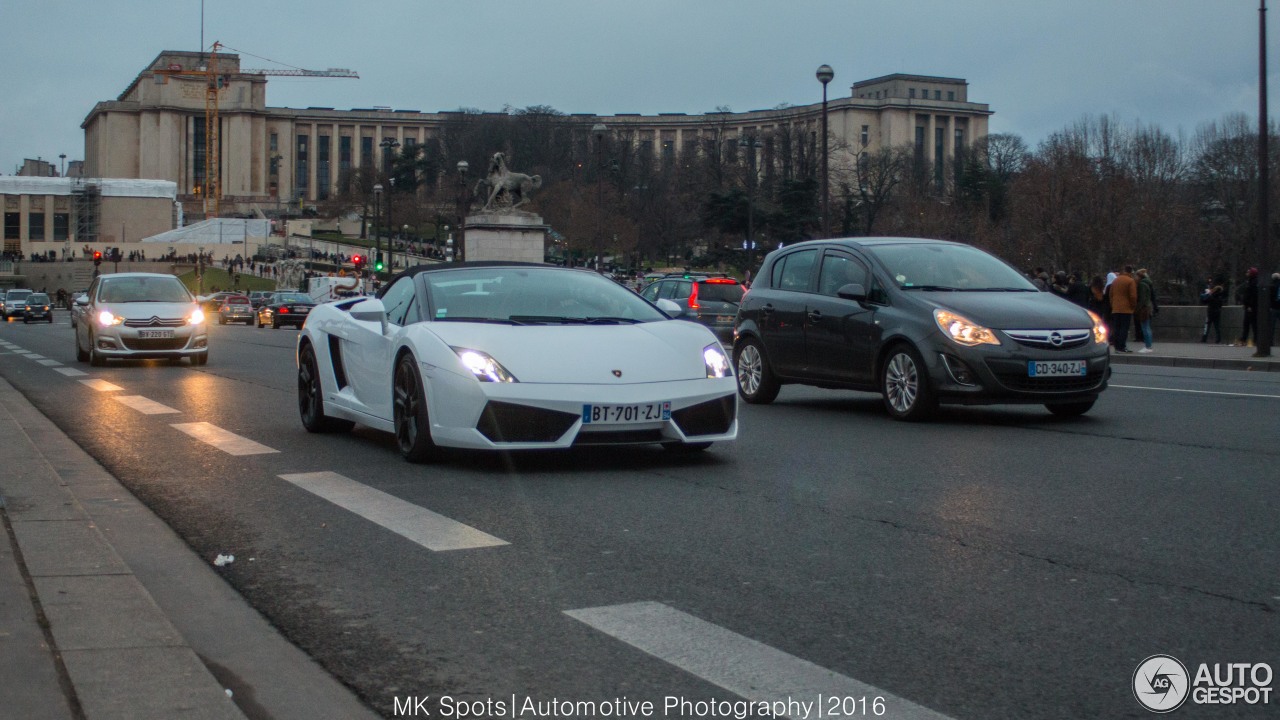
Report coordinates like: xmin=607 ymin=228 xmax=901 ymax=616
xmin=463 ymin=211 xmax=547 ymax=263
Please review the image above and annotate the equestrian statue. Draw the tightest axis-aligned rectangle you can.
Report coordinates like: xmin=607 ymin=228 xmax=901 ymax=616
xmin=479 ymin=152 xmax=542 ymax=211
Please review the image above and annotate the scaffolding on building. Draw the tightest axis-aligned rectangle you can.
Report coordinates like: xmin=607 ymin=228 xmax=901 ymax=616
xmin=72 ymin=179 xmax=100 ymax=245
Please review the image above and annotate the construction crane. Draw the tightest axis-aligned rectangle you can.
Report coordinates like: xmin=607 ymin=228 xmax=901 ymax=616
xmin=155 ymin=42 xmax=358 ymax=218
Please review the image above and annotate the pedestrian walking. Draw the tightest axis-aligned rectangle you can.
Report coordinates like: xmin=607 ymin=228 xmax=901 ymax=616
xmin=1201 ymin=283 xmax=1225 ymax=344
xmin=1271 ymin=272 xmax=1280 ymax=338
xmin=1232 ymin=268 xmax=1260 ymax=347
xmin=1109 ymin=266 xmax=1138 ymax=353
xmin=1050 ymin=271 xmax=1070 ymax=299
xmin=1067 ymin=273 xmax=1090 ymax=308
xmin=1135 ymin=268 xmax=1156 ymax=352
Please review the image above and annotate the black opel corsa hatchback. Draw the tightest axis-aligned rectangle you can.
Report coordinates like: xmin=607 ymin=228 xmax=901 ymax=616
xmin=733 ymin=237 xmax=1110 ymax=420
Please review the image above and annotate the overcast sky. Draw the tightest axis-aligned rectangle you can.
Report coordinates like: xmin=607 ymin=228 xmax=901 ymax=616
xmin=1 ymin=0 xmax=1277 ymax=174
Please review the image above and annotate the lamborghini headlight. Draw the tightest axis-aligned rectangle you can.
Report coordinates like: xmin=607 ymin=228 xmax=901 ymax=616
xmin=452 ymin=347 xmax=517 ymax=383
xmin=97 ymin=310 xmax=124 ymax=327
xmin=1087 ymin=310 xmax=1108 ymax=345
xmin=704 ymin=343 xmax=731 ymax=378
xmin=934 ymin=309 xmax=1000 ymax=347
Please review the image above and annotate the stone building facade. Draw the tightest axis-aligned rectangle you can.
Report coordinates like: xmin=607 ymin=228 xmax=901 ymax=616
xmin=82 ymin=51 xmax=993 ymax=217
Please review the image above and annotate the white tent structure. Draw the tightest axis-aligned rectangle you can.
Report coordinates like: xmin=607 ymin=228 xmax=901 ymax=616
xmin=141 ymin=218 xmax=270 ymax=245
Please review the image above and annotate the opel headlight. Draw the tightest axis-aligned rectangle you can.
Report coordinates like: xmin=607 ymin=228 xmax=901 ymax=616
xmin=189 ymin=307 xmax=205 ymax=325
xmin=704 ymin=343 xmax=731 ymax=378
xmin=97 ymin=310 xmax=124 ymax=327
xmin=452 ymin=347 xmax=517 ymax=383
xmin=934 ymin=309 xmax=1000 ymax=347
xmin=1088 ymin=310 xmax=1108 ymax=345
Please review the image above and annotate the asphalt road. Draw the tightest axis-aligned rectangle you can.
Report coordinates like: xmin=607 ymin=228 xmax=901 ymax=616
xmin=1 ymin=311 xmax=1276 ymax=719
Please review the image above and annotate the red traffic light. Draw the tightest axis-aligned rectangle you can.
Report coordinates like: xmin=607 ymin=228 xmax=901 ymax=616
xmin=352 ymin=255 xmax=363 ymax=267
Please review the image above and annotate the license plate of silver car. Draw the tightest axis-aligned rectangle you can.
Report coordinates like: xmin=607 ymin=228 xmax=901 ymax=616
xmin=582 ymin=401 xmax=671 ymax=424
xmin=138 ymin=329 xmax=174 ymax=339
xmin=1028 ymin=360 xmax=1086 ymax=377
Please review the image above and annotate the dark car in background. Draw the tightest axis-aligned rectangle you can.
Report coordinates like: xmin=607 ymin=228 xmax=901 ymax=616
xmin=640 ymin=274 xmax=744 ymax=343
xmin=257 ymin=292 xmax=315 ymax=329
xmin=22 ymin=293 xmax=54 ymax=323
xmin=248 ymin=291 xmax=272 ymax=309
xmin=733 ymin=237 xmax=1110 ymax=420
xmin=217 ymin=294 xmax=255 ymax=325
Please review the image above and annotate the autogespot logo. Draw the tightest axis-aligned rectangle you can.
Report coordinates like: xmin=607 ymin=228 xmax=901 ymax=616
xmin=1134 ymin=655 xmax=1190 ymax=713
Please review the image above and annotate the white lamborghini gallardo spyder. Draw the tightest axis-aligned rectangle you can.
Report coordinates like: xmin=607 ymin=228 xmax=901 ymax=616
xmin=296 ymin=263 xmax=738 ymax=462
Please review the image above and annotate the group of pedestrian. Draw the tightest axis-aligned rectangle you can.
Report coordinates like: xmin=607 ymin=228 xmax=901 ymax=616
xmin=1031 ymin=265 xmax=1158 ymax=353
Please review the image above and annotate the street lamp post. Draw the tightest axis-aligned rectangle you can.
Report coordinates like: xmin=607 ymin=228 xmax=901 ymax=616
xmin=372 ymin=182 xmax=382 ymax=282
xmin=1257 ymin=0 xmax=1273 ymax=357
xmin=379 ymin=139 xmax=399 ymax=273
xmin=58 ymin=153 xmax=66 ymax=178
xmin=592 ymin=123 xmax=607 ymax=272
xmin=456 ymin=160 xmax=471 ymax=263
xmin=739 ymin=136 xmax=762 ymax=274
xmin=817 ymin=64 xmax=834 ymax=239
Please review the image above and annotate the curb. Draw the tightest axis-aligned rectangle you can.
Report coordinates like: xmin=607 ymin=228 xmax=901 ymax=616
xmin=1109 ymin=354 xmax=1280 ymax=373
xmin=0 ymin=377 xmax=380 ymax=720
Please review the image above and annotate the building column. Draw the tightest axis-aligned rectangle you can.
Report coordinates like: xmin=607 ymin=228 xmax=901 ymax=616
xmin=945 ymin=115 xmax=956 ymax=162
xmin=309 ymin=122 xmax=319 ymax=202
xmin=926 ymin=114 xmax=936 ymax=166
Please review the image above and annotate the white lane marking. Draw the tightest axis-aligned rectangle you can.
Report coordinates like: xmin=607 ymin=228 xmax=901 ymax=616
xmin=112 ymin=395 xmax=181 ymax=415
xmin=171 ymin=422 xmax=279 ymax=456
xmin=37 ymin=359 xmax=63 ymax=366
xmin=1110 ymin=384 xmax=1280 ymax=400
xmin=24 ymin=353 xmax=45 ymax=360
xmin=79 ymin=379 xmax=123 ymax=392
xmin=278 ymin=471 xmax=508 ymax=552
xmin=55 ymin=368 xmax=88 ymax=377
xmin=565 ymin=602 xmax=955 ymax=720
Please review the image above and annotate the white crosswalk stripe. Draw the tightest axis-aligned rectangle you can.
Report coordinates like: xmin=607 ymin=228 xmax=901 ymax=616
xmin=55 ymin=368 xmax=88 ymax=377
xmin=37 ymin=359 xmax=63 ymax=366
xmin=278 ymin=471 xmax=509 ymax=551
xmin=113 ymin=395 xmax=181 ymax=415
xmin=79 ymin=378 xmax=123 ymax=392
xmin=171 ymin=422 xmax=279 ymax=455
xmin=565 ymin=602 xmax=955 ymax=720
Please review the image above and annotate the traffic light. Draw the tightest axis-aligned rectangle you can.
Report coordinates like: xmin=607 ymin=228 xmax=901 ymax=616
xmin=93 ymin=251 xmax=102 ymax=266
xmin=374 ymin=252 xmax=384 ymax=272
xmin=352 ymin=255 xmax=363 ymax=272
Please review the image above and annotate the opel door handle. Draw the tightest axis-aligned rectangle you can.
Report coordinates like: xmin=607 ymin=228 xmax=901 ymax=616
xmin=807 ymin=310 xmax=822 ymax=323
xmin=761 ymin=303 xmax=774 ymax=315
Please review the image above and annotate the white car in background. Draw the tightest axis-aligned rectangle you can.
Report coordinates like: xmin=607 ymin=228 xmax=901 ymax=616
xmin=73 ymin=273 xmax=208 ymax=366
xmin=296 ymin=262 xmax=738 ymax=462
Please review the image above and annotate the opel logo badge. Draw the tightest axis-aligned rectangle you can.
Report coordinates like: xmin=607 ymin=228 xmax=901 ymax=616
xmin=612 ymin=370 xmax=622 ymax=378
xmin=1049 ymin=331 xmax=1064 ymax=347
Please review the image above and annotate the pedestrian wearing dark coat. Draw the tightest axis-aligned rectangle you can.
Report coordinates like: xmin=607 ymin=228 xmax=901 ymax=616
xmin=1234 ymin=268 xmax=1260 ymax=347
xmin=1201 ymin=284 xmax=1225 ymax=344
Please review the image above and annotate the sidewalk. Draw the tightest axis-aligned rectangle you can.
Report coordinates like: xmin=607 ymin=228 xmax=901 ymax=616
xmin=0 ymin=342 xmax=1275 ymax=719
xmin=1108 ymin=340 xmax=1280 ymax=372
xmin=0 ymin=377 xmax=380 ymax=720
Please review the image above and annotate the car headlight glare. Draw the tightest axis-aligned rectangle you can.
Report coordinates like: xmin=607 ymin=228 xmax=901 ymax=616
xmin=97 ymin=310 xmax=124 ymax=327
xmin=189 ymin=307 xmax=205 ymax=325
xmin=704 ymin=343 xmax=731 ymax=378
xmin=452 ymin=347 xmax=517 ymax=383
xmin=1087 ymin=310 xmax=1108 ymax=345
xmin=934 ymin=309 xmax=1000 ymax=347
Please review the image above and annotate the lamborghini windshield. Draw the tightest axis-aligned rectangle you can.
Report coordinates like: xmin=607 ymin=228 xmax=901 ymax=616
xmin=424 ymin=267 xmax=668 ymax=324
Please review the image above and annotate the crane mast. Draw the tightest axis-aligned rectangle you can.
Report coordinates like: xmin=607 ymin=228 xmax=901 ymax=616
xmin=155 ymin=42 xmax=358 ymax=219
